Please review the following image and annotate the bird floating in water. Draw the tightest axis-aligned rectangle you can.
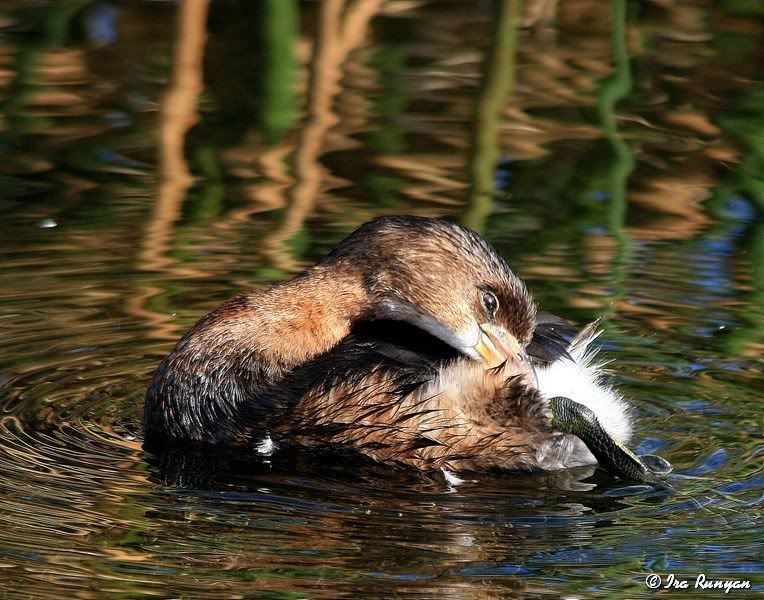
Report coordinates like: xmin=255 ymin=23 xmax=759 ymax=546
xmin=143 ymin=216 xmax=669 ymax=482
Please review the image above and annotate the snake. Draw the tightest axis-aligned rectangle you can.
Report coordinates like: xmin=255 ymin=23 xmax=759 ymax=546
xmin=548 ymin=396 xmax=672 ymax=483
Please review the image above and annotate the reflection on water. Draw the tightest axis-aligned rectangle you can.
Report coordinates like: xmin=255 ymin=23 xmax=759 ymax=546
xmin=0 ymin=0 xmax=762 ymax=597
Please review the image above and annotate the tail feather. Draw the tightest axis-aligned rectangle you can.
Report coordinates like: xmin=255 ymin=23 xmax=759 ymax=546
xmin=535 ymin=322 xmax=632 ymax=444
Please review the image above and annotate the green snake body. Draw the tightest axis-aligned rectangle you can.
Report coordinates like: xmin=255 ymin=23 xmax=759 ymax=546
xmin=548 ymin=396 xmax=671 ymax=483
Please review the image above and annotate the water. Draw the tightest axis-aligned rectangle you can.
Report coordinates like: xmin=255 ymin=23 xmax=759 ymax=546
xmin=0 ymin=1 xmax=762 ymax=597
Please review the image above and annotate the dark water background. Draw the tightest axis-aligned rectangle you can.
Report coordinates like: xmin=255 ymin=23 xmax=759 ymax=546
xmin=1 ymin=1 xmax=763 ymax=597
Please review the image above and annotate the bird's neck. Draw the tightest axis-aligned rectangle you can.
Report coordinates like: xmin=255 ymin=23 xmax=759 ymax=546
xmin=245 ymin=264 xmax=371 ymax=368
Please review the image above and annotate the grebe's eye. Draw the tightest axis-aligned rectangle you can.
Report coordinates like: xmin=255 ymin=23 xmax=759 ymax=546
xmin=481 ymin=290 xmax=499 ymax=319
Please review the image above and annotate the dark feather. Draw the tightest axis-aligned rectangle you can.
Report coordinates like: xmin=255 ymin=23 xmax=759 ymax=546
xmin=528 ymin=312 xmax=578 ymax=365
xmin=244 ymin=319 xmax=452 ymax=436
xmin=405 ymin=436 xmax=444 ymax=451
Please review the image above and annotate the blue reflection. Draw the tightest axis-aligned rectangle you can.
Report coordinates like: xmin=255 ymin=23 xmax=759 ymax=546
xmin=720 ymin=196 xmax=757 ymax=222
xmin=461 ymin=564 xmax=532 ymax=576
xmin=683 ymin=449 xmax=729 ymax=476
xmin=86 ymin=3 xmax=119 ymax=47
xmin=636 ymin=437 xmax=666 ymax=454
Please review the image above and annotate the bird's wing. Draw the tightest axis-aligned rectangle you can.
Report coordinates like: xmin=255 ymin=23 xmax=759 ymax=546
xmin=258 ymin=327 xmax=546 ymax=471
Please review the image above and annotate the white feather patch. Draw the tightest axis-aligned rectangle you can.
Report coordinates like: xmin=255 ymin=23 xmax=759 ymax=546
xmin=535 ymin=327 xmax=632 ymax=445
xmin=442 ymin=467 xmax=466 ymax=486
xmin=256 ymin=433 xmax=278 ymax=456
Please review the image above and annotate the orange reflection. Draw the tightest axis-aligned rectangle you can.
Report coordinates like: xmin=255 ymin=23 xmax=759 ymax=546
xmin=262 ymin=0 xmax=385 ymax=271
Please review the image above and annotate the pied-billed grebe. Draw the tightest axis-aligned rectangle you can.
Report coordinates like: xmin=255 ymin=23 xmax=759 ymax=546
xmin=144 ymin=216 xmax=660 ymax=477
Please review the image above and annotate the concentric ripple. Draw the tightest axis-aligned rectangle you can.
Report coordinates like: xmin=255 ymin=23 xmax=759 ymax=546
xmin=1 ymin=0 xmax=763 ymax=596
xmin=0 ymin=202 xmax=761 ymax=598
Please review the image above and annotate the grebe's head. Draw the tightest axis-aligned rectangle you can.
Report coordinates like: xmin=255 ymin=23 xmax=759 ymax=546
xmin=321 ymin=216 xmax=537 ymax=369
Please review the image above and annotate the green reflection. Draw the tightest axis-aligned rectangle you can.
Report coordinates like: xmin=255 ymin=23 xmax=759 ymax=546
xmin=462 ymin=0 xmax=520 ymax=232
xmin=596 ymin=0 xmax=635 ymax=319
xmin=1 ymin=0 xmax=92 ymax=138
xmin=259 ymin=0 xmax=299 ymax=145
xmin=0 ymin=1 xmax=762 ymax=597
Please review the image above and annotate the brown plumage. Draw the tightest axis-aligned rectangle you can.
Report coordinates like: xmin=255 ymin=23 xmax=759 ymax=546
xmin=143 ymin=216 xmax=579 ymax=472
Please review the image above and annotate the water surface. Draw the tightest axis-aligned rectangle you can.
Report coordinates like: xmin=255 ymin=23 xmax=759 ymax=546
xmin=0 ymin=1 xmax=762 ymax=597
